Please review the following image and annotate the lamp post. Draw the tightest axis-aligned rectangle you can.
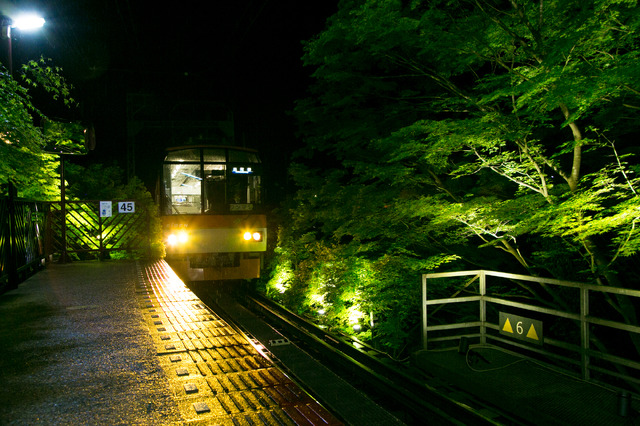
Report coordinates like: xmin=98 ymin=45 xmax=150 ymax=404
xmin=43 ymin=121 xmax=93 ymax=264
xmin=1 ymin=13 xmax=45 ymax=75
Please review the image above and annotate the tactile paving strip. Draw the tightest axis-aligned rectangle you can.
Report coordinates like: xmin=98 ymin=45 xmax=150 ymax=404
xmin=136 ymin=260 xmax=342 ymax=425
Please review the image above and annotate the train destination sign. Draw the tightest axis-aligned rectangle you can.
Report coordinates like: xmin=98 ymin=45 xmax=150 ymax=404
xmin=499 ymin=312 xmax=543 ymax=345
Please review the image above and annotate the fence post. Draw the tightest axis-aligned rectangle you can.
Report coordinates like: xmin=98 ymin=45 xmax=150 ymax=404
xmin=580 ymin=286 xmax=590 ymax=380
xmin=58 ymin=155 xmax=70 ymax=263
xmin=422 ymin=274 xmax=428 ymax=350
xmin=98 ymin=205 xmax=104 ymax=260
xmin=479 ymin=270 xmax=487 ymax=345
xmin=7 ymin=181 xmax=18 ymax=289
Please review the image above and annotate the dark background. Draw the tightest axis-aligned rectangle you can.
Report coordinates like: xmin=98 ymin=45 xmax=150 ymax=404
xmin=1 ymin=0 xmax=338 ymax=197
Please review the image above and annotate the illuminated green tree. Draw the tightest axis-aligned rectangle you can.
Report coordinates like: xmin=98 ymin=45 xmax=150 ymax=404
xmin=267 ymin=0 xmax=640 ymax=353
xmin=0 ymin=58 xmax=79 ymax=199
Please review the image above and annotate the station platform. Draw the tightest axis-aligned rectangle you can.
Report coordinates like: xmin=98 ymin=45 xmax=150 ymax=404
xmin=0 ymin=260 xmax=342 ymax=425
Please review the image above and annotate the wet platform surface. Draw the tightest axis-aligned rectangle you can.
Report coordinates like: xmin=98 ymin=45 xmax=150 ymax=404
xmin=139 ymin=261 xmax=342 ymax=424
xmin=0 ymin=261 xmax=180 ymax=424
xmin=0 ymin=260 xmax=342 ymax=425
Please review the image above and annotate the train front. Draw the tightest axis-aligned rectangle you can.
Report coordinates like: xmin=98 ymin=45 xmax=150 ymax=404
xmin=160 ymin=146 xmax=266 ymax=281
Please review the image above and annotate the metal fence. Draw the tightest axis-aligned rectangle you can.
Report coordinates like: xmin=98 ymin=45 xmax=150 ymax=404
xmin=1 ymin=184 xmax=152 ymax=294
xmin=46 ymin=200 xmax=151 ymax=260
xmin=422 ymin=270 xmax=640 ymax=390
xmin=0 ymin=183 xmax=47 ymax=293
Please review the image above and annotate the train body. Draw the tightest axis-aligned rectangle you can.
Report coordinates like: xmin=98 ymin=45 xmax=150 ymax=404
xmin=159 ymin=145 xmax=266 ymax=281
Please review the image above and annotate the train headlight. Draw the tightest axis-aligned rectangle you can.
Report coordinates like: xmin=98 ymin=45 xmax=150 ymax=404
xmin=243 ymin=231 xmax=263 ymax=242
xmin=167 ymin=231 xmax=188 ymax=246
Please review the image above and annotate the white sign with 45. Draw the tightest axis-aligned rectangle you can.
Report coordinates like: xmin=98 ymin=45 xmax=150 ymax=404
xmin=118 ymin=201 xmax=135 ymax=213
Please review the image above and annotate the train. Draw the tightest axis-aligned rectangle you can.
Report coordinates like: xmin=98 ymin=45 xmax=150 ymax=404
xmin=159 ymin=145 xmax=266 ymax=281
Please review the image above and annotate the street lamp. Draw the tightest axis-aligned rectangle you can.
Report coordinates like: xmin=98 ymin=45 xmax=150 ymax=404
xmin=1 ymin=13 xmax=45 ymax=75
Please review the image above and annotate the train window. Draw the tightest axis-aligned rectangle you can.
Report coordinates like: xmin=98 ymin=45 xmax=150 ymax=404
xmin=165 ymin=149 xmax=200 ymax=162
xmin=164 ymin=163 xmax=202 ymax=214
xmin=203 ymin=149 xmax=226 ymax=162
xmin=204 ymin=164 xmax=225 ymax=213
xmin=162 ymin=147 xmax=262 ymax=215
xmin=229 ymin=169 xmax=261 ymax=205
xmin=249 ymin=175 xmax=262 ymax=204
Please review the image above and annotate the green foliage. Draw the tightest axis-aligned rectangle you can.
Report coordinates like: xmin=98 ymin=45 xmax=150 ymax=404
xmin=263 ymin=162 xmax=460 ymax=353
xmin=20 ymin=59 xmax=76 ymax=107
xmin=264 ymin=0 xmax=640 ymax=355
xmin=0 ymin=55 xmax=164 ymax=261
xmin=43 ymin=120 xmax=86 ymax=155
xmin=65 ymin=163 xmax=127 ymax=200
xmin=0 ymin=58 xmax=79 ymax=199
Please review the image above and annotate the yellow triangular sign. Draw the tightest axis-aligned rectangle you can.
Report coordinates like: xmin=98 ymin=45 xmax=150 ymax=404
xmin=527 ymin=324 xmax=539 ymax=340
xmin=503 ymin=318 xmax=514 ymax=333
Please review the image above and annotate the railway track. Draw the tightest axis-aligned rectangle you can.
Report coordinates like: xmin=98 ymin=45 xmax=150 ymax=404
xmin=188 ymin=281 xmax=524 ymax=425
xmin=243 ymin=294 xmax=513 ymax=425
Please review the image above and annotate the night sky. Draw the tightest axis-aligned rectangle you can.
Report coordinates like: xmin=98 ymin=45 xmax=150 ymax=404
xmin=1 ymin=0 xmax=338 ymax=195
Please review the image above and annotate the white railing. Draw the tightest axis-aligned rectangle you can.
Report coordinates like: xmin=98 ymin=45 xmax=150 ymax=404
xmin=422 ymin=270 xmax=640 ymax=385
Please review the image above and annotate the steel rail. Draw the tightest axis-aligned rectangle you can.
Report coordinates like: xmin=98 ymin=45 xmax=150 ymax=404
xmin=244 ymin=293 xmax=520 ymax=426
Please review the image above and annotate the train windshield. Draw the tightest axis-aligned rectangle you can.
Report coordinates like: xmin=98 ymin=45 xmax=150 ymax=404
xmin=162 ymin=147 xmax=262 ymax=215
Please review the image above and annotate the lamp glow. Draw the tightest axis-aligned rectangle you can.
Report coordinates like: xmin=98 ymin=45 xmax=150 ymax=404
xmin=12 ymin=14 xmax=45 ymax=30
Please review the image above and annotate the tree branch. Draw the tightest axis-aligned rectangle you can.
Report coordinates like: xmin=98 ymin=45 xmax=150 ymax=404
xmin=559 ymin=103 xmax=583 ymax=192
xmin=473 ymin=147 xmax=548 ymax=196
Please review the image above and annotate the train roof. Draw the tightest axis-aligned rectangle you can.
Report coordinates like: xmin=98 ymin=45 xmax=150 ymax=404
xmin=164 ymin=145 xmax=259 ymax=153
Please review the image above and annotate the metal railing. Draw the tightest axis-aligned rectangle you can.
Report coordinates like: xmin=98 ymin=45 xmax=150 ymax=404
xmin=1 ymin=186 xmax=153 ymax=294
xmin=0 ymin=182 xmax=47 ymax=293
xmin=422 ymin=270 xmax=640 ymax=388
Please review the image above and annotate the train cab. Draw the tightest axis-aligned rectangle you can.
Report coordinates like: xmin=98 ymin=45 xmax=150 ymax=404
xmin=160 ymin=145 xmax=266 ymax=281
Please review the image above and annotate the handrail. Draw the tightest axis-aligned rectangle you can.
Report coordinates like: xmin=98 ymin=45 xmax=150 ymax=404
xmin=0 ymin=182 xmax=46 ymax=293
xmin=422 ymin=270 xmax=640 ymax=388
